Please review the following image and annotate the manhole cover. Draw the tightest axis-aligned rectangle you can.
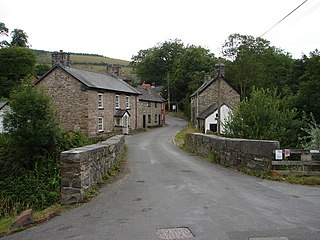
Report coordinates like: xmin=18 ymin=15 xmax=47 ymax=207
xmin=249 ymin=237 xmax=289 ymax=240
xmin=156 ymin=227 xmax=194 ymax=239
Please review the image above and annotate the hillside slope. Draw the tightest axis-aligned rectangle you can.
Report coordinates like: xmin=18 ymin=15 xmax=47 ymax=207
xmin=33 ymin=50 xmax=133 ymax=75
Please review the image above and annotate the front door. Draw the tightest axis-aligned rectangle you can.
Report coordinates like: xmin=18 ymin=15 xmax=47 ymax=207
xmin=143 ymin=115 xmax=146 ymax=128
xmin=123 ymin=115 xmax=129 ymax=134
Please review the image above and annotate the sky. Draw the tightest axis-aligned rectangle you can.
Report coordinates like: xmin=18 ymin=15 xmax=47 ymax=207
xmin=1 ymin=0 xmax=319 ymax=61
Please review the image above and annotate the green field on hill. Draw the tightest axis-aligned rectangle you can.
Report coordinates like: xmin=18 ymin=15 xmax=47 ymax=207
xmin=33 ymin=50 xmax=134 ymax=75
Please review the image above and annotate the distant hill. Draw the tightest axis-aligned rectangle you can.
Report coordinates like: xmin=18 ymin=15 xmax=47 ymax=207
xmin=33 ymin=49 xmax=133 ymax=75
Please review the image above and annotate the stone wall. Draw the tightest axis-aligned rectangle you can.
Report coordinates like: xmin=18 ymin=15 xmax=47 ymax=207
xmin=137 ymin=100 xmax=163 ymax=128
xmin=185 ymin=133 xmax=280 ymax=173
xmin=190 ymin=77 xmax=240 ymax=126
xmin=36 ymin=67 xmax=139 ymax=137
xmin=60 ymin=135 xmax=125 ymax=204
xmin=37 ymin=68 xmax=90 ymax=134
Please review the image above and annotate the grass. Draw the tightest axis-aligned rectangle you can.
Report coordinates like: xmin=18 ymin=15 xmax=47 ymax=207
xmin=174 ymin=123 xmax=200 ymax=147
xmin=34 ymin=50 xmax=131 ymax=66
xmin=267 ymin=173 xmax=320 ymax=185
xmin=0 ymin=145 xmax=129 ymax=237
xmin=174 ymin=124 xmax=320 ymax=186
xmin=0 ymin=204 xmax=73 ymax=237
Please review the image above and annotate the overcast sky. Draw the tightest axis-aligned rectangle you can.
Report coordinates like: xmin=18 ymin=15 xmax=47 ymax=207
xmin=1 ymin=0 xmax=319 ymax=61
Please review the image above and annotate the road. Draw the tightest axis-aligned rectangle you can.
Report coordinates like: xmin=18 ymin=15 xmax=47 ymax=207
xmin=3 ymin=115 xmax=320 ymax=240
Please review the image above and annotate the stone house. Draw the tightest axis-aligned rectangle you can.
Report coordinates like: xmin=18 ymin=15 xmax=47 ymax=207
xmin=190 ymin=64 xmax=240 ymax=134
xmin=136 ymin=85 xmax=165 ymax=128
xmin=0 ymin=101 xmax=9 ymax=133
xmin=35 ymin=51 xmax=141 ymax=137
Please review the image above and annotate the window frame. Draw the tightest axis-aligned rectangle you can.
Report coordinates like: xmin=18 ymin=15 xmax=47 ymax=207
xmin=98 ymin=117 xmax=104 ymax=132
xmin=98 ymin=93 xmax=104 ymax=109
xmin=115 ymin=95 xmax=120 ymax=109
xmin=126 ymin=96 xmax=130 ymax=109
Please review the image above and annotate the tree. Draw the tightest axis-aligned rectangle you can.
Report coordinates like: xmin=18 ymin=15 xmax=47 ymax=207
xmin=170 ymin=45 xmax=217 ymax=114
xmin=222 ymin=33 xmax=294 ymax=98
xmin=10 ymin=28 xmax=29 ymax=47
xmin=131 ymin=39 xmax=185 ymax=85
xmin=295 ymin=50 xmax=320 ymax=122
xmin=0 ymin=22 xmax=9 ymax=48
xmin=225 ymin=88 xmax=301 ymax=147
xmin=0 ymin=46 xmax=36 ymax=97
xmin=3 ymin=82 xmax=61 ymax=170
xmin=35 ymin=64 xmax=51 ymax=77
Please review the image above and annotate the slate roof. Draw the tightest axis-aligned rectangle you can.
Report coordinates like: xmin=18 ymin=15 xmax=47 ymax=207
xmin=136 ymin=86 xmax=164 ymax=102
xmin=191 ymin=75 xmax=218 ymax=97
xmin=36 ymin=65 xmax=141 ymax=95
xmin=0 ymin=101 xmax=9 ymax=110
xmin=114 ymin=109 xmax=131 ymax=117
xmin=197 ymin=103 xmax=229 ymax=120
xmin=197 ymin=103 xmax=218 ymax=120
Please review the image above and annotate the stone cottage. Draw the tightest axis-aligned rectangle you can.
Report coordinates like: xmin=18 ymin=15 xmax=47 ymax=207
xmin=136 ymin=84 xmax=165 ymax=128
xmin=0 ymin=101 xmax=9 ymax=133
xmin=35 ymin=51 xmax=141 ymax=137
xmin=190 ymin=64 xmax=240 ymax=134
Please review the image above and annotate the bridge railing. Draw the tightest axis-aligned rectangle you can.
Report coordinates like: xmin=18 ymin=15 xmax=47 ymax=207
xmin=272 ymin=149 xmax=320 ymax=176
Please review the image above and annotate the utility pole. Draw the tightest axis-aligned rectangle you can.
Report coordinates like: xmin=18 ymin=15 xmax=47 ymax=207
xmin=216 ymin=63 xmax=223 ymax=136
xmin=167 ymin=73 xmax=171 ymax=112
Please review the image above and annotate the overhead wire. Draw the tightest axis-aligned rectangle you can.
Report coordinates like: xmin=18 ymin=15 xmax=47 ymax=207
xmin=260 ymin=0 xmax=308 ymax=38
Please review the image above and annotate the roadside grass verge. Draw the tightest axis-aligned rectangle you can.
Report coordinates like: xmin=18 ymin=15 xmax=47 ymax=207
xmin=0 ymin=204 xmax=74 ymax=237
xmin=0 ymin=145 xmax=128 ymax=237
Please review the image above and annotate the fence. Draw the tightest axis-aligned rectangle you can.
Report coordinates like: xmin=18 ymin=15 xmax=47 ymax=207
xmin=272 ymin=149 xmax=320 ymax=176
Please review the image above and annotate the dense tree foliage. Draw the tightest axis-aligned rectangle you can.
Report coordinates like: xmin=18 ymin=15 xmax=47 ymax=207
xmin=3 ymin=82 xmax=61 ymax=171
xmin=0 ymin=46 xmax=36 ymax=97
xmin=0 ymin=22 xmax=9 ymax=48
xmin=224 ymin=88 xmax=302 ymax=147
xmin=10 ymin=28 xmax=29 ymax=47
xmin=294 ymin=50 xmax=320 ymax=121
xmin=222 ymin=33 xmax=294 ymax=98
xmin=132 ymin=40 xmax=217 ymax=115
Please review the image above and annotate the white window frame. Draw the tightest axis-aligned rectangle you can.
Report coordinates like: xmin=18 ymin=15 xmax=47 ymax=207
xmin=98 ymin=117 xmax=104 ymax=132
xmin=98 ymin=93 xmax=103 ymax=109
xmin=115 ymin=95 xmax=120 ymax=109
xmin=126 ymin=96 xmax=130 ymax=109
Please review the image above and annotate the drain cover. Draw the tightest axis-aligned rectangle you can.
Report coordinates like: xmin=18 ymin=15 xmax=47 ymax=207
xmin=249 ymin=237 xmax=289 ymax=240
xmin=156 ymin=227 xmax=194 ymax=239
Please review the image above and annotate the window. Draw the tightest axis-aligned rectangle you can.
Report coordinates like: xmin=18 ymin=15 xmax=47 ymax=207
xmin=115 ymin=95 xmax=120 ymax=109
xmin=155 ymin=114 xmax=157 ymax=123
xmin=126 ymin=96 xmax=130 ymax=109
xmin=115 ymin=117 xmax=121 ymax=126
xmin=98 ymin=117 xmax=104 ymax=132
xmin=148 ymin=114 xmax=151 ymax=123
xmin=155 ymin=102 xmax=157 ymax=108
xmin=147 ymin=101 xmax=151 ymax=107
xmin=98 ymin=93 xmax=103 ymax=109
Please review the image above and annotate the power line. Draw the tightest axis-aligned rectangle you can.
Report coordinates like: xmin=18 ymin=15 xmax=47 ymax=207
xmin=260 ymin=0 xmax=308 ymax=38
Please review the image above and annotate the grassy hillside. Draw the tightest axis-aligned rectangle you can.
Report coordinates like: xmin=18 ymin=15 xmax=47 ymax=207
xmin=33 ymin=49 xmax=134 ymax=75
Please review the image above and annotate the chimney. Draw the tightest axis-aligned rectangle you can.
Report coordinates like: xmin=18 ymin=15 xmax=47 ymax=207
xmin=107 ymin=64 xmax=122 ymax=78
xmin=214 ymin=63 xmax=225 ymax=78
xmin=204 ymin=74 xmax=211 ymax=83
xmin=52 ymin=50 xmax=71 ymax=67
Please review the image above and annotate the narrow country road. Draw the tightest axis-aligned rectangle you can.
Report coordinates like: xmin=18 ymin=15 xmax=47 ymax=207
xmin=3 ymin=115 xmax=320 ymax=240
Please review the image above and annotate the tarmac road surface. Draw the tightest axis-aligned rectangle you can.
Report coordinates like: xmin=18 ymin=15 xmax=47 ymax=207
xmin=3 ymin=115 xmax=320 ymax=240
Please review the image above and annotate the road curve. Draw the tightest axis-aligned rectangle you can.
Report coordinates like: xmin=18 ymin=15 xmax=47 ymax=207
xmin=3 ymin=115 xmax=320 ymax=240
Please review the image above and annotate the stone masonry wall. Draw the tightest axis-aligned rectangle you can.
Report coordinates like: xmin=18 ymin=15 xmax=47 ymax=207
xmin=36 ymin=68 xmax=90 ymax=134
xmin=185 ymin=133 xmax=280 ymax=173
xmin=137 ymin=100 xmax=163 ymax=128
xmin=60 ymin=135 xmax=125 ymax=204
xmin=191 ymin=78 xmax=240 ymax=126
